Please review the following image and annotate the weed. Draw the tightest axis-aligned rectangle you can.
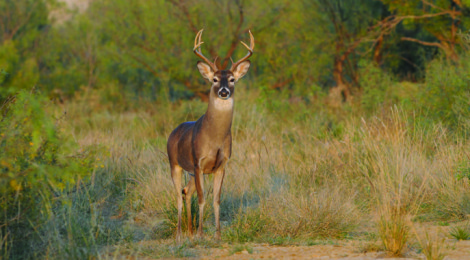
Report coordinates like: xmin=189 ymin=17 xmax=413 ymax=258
xmin=449 ymin=226 xmax=470 ymax=240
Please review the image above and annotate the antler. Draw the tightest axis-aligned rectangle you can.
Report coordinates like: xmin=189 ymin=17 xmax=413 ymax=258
xmin=230 ymin=30 xmax=255 ymax=71
xmin=194 ymin=29 xmax=219 ymax=72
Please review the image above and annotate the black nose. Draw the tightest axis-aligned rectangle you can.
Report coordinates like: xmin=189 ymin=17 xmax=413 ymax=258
xmin=219 ymin=88 xmax=230 ymax=98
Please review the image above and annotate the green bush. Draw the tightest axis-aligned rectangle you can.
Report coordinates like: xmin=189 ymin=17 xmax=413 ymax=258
xmin=421 ymin=54 xmax=470 ymax=127
xmin=0 ymin=0 xmax=50 ymax=100
xmin=0 ymin=90 xmax=95 ymax=258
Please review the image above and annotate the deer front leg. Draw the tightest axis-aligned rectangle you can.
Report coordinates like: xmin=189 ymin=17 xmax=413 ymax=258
xmin=183 ymin=176 xmax=196 ymax=236
xmin=194 ymin=166 xmax=205 ymax=238
xmin=171 ymin=165 xmax=184 ymax=242
xmin=213 ymin=168 xmax=225 ymax=240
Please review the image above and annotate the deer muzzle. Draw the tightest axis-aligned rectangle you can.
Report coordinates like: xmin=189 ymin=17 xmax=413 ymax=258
xmin=218 ymin=87 xmax=231 ymax=100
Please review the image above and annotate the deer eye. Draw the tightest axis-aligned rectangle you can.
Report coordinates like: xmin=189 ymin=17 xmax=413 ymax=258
xmin=230 ymin=78 xmax=235 ymax=83
xmin=213 ymin=78 xmax=218 ymax=83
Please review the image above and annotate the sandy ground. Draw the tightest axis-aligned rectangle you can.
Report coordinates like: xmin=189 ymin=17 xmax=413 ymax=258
xmin=98 ymin=219 xmax=470 ymax=259
xmin=164 ymin=240 xmax=470 ymax=260
xmin=102 ymin=236 xmax=470 ymax=260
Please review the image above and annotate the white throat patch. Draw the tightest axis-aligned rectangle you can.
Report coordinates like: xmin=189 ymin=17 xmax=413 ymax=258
xmin=213 ymin=97 xmax=234 ymax=111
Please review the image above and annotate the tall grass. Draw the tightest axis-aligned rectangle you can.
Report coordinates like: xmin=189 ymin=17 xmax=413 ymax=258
xmin=5 ymin=78 xmax=470 ymax=258
xmin=60 ymin=83 xmax=470 ymax=244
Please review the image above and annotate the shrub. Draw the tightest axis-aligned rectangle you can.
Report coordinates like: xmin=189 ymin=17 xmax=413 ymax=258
xmin=0 ymin=90 xmax=95 ymax=258
xmin=421 ymin=54 xmax=470 ymax=126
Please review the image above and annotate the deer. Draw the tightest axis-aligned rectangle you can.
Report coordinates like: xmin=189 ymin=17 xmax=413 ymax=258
xmin=167 ymin=29 xmax=254 ymax=241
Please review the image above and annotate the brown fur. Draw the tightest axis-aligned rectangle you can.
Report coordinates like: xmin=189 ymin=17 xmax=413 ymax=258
xmin=167 ymin=68 xmax=248 ymax=241
xmin=167 ymin=29 xmax=253 ymax=242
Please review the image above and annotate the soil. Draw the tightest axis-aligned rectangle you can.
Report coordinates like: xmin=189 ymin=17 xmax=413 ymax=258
xmin=165 ymin=240 xmax=470 ymax=260
xmin=101 ymin=220 xmax=470 ymax=259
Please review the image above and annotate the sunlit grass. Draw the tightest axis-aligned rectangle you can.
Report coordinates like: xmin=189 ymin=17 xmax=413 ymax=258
xmin=6 ymin=86 xmax=470 ymax=258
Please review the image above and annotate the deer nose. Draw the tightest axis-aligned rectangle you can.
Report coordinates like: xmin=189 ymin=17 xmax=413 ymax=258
xmin=218 ymin=88 xmax=230 ymax=99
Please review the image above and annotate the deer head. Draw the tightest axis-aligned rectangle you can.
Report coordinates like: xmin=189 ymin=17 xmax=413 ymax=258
xmin=193 ymin=29 xmax=254 ymax=100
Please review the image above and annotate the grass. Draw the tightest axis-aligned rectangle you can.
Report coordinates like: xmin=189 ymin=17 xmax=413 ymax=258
xmin=4 ymin=84 xmax=470 ymax=258
xmin=413 ymin=228 xmax=447 ymax=260
xmin=229 ymin=244 xmax=253 ymax=255
xmin=449 ymin=226 xmax=470 ymax=240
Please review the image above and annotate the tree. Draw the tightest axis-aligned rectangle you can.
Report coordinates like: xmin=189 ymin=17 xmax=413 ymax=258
xmin=0 ymin=0 xmax=51 ymax=99
xmin=83 ymin=0 xmax=289 ymax=101
xmin=381 ymin=0 xmax=470 ymax=61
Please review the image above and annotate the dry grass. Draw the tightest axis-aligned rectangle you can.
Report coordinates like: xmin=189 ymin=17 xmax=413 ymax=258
xmin=53 ymin=86 xmax=470 ymax=252
xmin=413 ymin=226 xmax=447 ymax=260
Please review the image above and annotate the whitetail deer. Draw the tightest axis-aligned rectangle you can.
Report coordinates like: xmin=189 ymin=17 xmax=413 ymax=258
xmin=167 ymin=29 xmax=254 ymax=241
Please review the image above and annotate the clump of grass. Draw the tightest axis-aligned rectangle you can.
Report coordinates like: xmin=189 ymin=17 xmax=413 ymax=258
xmin=229 ymin=244 xmax=253 ymax=255
xmin=223 ymin=185 xmax=358 ymax=243
xmin=262 ymin=186 xmax=359 ymax=239
xmin=449 ymin=226 xmax=470 ymax=240
xmin=224 ymin=207 xmax=268 ymax=243
xmin=377 ymin=210 xmax=410 ymax=256
xmin=414 ymin=229 xmax=446 ymax=260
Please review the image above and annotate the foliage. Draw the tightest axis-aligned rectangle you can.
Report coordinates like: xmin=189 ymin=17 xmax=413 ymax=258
xmin=0 ymin=90 xmax=95 ymax=258
xmin=420 ymin=53 xmax=470 ymax=126
xmin=2 ymin=0 xmax=470 ymax=258
xmin=1 ymin=0 xmax=469 ymax=106
xmin=0 ymin=0 xmax=50 ymax=99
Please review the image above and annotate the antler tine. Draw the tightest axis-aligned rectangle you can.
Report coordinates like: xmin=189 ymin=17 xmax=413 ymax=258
xmin=230 ymin=30 xmax=255 ymax=71
xmin=194 ymin=29 xmax=202 ymax=51
xmin=193 ymin=29 xmax=218 ymax=72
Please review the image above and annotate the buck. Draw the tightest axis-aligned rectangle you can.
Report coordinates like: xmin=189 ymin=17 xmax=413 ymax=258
xmin=167 ymin=29 xmax=254 ymax=241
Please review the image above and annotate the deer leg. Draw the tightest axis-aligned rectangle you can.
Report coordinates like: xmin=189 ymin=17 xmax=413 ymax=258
xmin=194 ymin=167 xmax=205 ymax=238
xmin=213 ymin=168 xmax=225 ymax=240
xmin=183 ymin=176 xmax=196 ymax=236
xmin=171 ymin=165 xmax=183 ymax=242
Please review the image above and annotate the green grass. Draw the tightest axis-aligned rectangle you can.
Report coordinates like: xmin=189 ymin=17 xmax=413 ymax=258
xmin=449 ymin=226 xmax=470 ymax=240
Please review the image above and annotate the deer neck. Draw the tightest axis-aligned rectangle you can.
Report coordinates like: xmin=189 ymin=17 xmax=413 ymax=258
xmin=201 ymin=92 xmax=234 ymax=139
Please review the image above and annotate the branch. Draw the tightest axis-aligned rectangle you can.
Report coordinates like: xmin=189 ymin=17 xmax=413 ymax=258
xmin=421 ymin=0 xmax=447 ymax=12
xmin=245 ymin=3 xmax=290 ymax=34
xmin=221 ymin=1 xmax=244 ymax=69
xmin=167 ymin=0 xmax=198 ymax=34
xmin=401 ymin=37 xmax=443 ymax=48
xmin=270 ymin=78 xmax=293 ymax=89
xmin=6 ymin=2 xmax=39 ymax=41
xmin=168 ymin=0 xmax=218 ymax=61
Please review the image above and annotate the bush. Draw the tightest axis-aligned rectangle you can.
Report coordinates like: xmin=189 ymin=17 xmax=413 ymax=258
xmin=0 ymin=90 xmax=95 ymax=258
xmin=421 ymin=54 xmax=470 ymax=127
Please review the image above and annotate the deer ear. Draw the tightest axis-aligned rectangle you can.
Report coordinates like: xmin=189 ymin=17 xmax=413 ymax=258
xmin=232 ymin=60 xmax=251 ymax=81
xmin=197 ymin=61 xmax=214 ymax=81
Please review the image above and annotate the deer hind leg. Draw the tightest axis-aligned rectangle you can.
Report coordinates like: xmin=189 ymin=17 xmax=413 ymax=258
xmin=182 ymin=176 xmax=196 ymax=236
xmin=171 ymin=165 xmax=184 ymax=242
xmin=213 ymin=168 xmax=225 ymax=240
xmin=194 ymin=166 xmax=205 ymax=238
